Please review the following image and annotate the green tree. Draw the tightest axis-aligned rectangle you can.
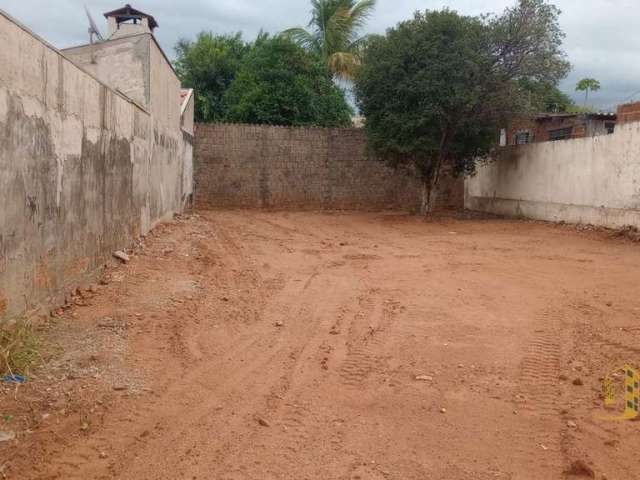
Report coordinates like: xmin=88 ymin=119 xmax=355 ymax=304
xmin=224 ymin=35 xmax=353 ymax=127
xmin=575 ymin=78 xmax=601 ymax=105
xmin=282 ymin=0 xmax=376 ymax=79
xmin=355 ymin=0 xmax=570 ymax=214
xmin=174 ymin=32 xmax=248 ymax=122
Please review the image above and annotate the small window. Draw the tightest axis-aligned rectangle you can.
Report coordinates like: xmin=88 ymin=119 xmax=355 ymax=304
xmin=514 ymin=130 xmax=532 ymax=145
xmin=549 ymin=127 xmax=572 ymax=141
xmin=605 ymin=122 xmax=615 ymax=134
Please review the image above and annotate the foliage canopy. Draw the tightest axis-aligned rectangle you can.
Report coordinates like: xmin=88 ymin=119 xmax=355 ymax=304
xmin=355 ymin=0 xmax=570 ymax=213
xmin=174 ymin=32 xmax=248 ymax=123
xmin=175 ymin=33 xmax=353 ymax=127
xmin=224 ymin=36 xmax=353 ymax=127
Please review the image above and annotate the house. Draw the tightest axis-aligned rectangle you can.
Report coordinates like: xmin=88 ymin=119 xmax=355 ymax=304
xmin=616 ymin=101 xmax=640 ymax=124
xmin=501 ymin=112 xmax=616 ymax=146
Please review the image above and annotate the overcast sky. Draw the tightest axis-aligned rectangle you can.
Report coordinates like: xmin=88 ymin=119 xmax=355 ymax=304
xmin=1 ymin=0 xmax=637 ymax=111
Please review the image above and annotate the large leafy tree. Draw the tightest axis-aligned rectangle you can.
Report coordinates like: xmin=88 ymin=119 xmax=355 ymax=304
xmin=283 ymin=0 xmax=376 ymax=79
xmin=174 ymin=32 xmax=248 ymax=122
xmin=355 ymin=0 xmax=570 ymax=214
xmin=224 ymin=35 xmax=353 ymax=127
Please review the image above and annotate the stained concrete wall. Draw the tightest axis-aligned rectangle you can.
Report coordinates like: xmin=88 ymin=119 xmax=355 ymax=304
xmin=62 ymin=32 xmax=182 ymax=133
xmin=465 ymin=121 xmax=640 ymax=228
xmin=62 ymin=35 xmax=149 ymax=108
xmin=149 ymin=39 xmax=181 ymax=131
xmin=0 ymin=11 xmax=193 ymax=321
xmin=195 ymin=123 xmax=463 ymax=211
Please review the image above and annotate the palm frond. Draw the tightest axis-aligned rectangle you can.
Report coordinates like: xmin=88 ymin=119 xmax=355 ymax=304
xmin=347 ymin=0 xmax=377 ymax=33
xmin=323 ymin=6 xmax=352 ymax=52
xmin=281 ymin=27 xmax=321 ymax=54
xmin=285 ymin=0 xmax=377 ymax=76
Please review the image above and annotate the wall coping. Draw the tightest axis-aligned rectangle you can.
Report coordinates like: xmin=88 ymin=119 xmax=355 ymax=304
xmin=194 ymin=122 xmax=363 ymax=132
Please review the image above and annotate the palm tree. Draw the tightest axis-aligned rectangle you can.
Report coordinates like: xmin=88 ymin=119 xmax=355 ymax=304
xmin=282 ymin=0 xmax=376 ymax=79
xmin=576 ymin=78 xmax=601 ymax=105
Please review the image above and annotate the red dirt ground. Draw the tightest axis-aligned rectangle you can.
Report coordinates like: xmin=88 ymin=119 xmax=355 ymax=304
xmin=1 ymin=210 xmax=640 ymax=479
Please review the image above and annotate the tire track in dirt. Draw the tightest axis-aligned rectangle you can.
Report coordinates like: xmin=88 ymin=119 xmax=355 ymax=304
xmin=249 ymin=294 xmax=382 ymax=479
xmin=209 ymin=282 xmax=365 ymax=480
xmin=339 ymin=293 xmax=403 ymax=388
xmin=186 ymin=216 xmax=367 ymax=478
xmin=509 ymin=308 xmax=567 ymax=478
xmin=204 ymin=228 xmax=388 ymax=479
xmin=338 ymin=292 xmax=379 ymax=387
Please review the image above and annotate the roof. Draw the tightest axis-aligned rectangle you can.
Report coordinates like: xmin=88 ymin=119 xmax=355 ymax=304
xmin=533 ymin=112 xmax=617 ymax=121
xmin=103 ymin=4 xmax=158 ymax=30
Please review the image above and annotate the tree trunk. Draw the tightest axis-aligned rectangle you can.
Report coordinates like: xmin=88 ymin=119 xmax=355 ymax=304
xmin=419 ymin=168 xmax=442 ymax=216
xmin=420 ymin=161 xmax=445 ymax=216
xmin=420 ymin=181 xmax=430 ymax=215
xmin=420 ymin=130 xmax=448 ymax=216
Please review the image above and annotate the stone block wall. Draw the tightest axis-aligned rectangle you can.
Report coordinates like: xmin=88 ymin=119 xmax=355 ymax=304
xmin=194 ymin=123 xmax=463 ymax=211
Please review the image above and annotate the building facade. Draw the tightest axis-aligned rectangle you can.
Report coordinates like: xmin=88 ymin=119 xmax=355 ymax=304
xmin=502 ymin=112 xmax=616 ymax=146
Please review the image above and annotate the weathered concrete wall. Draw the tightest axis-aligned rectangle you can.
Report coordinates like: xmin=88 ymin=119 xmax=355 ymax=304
xmin=62 ymin=35 xmax=149 ymax=108
xmin=149 ymin=39 xmax=181 ymax=131
xmin=466 ymin=121 xmax=640 ymax=228
xmin=194 ymin=123 xmax=463 ymax=211
xmin=0 ymin=11 xmax=192 ymax=321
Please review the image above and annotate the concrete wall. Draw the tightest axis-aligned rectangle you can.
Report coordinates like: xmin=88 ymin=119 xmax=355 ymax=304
xmin=0 ymin=11 xmax=192 ymax=321
xmin=62 ymin=32 xmax=182 ymax=132
xmin=194 ymin=123 xmax=463 ymax=211
xmin=466 ymin=121 xmax=640 ymax=228
xmin=181 ymin=90 xmax=195 ymax=135
xmin=62 ymin=35 xmax=149 ymax=108
xmin=149 ymin=39 xmax=181 ymax=131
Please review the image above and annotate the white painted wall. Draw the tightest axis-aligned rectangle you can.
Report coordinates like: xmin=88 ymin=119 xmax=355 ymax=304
xmin=465 ymin=122 xmax=640 ymax=228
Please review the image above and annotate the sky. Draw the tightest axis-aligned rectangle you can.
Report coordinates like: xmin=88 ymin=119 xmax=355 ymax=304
xmin=1 ymin=0 xmax=638 ymax=111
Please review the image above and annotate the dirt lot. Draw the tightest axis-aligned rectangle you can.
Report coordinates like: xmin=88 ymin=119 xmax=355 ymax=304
xmin=2 ymin=210 xmax=640 ymax=479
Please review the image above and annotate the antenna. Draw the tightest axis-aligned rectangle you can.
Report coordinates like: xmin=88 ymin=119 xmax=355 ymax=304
xmin=85 ymin=5 xmax=104 ymax=44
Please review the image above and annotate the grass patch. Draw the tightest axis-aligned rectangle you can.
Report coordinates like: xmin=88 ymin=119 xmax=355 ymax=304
xmin=0 ymin=319 xmax=41 ymax=378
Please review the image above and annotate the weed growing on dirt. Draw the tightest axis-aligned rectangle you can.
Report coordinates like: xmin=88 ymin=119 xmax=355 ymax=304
xmin=0 ymin=319 xmax=41 ymax=377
